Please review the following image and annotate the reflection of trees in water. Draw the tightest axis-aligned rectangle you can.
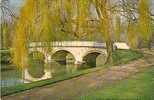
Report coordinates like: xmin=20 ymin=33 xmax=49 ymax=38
xmin=51 ymin=53 xmax=76 ymax=76
xmin=27 ymin=51 xmax=106 ymax=79
xmin=1 ymin=65 xmax=22 ymax=87
xmin=51 ymin=50 xmax=76 ymax=76
xmin=1 ymin=51 xmax=107 ymax=88
xmin=28 ymin=52 xmax=45 ymax=78
xmin=28 ymin=60 xmax=45 ymax=78
xmin=66 ymin=53 xmax=76 ymax=73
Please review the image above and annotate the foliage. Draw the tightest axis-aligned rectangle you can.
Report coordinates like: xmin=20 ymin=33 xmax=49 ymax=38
xmin=93 ymin=0 xmax=114 ymax=63
xmin=115 ymin=16 xmax=121 ymax=41
xmin=138 ymin=0 xmax=152 ymax=46
xmin=10 ymin=0 xmax=154 ymax=68
xmin=1 ymin=22 xmax=10 ymax=49
xmin=12 ymin=0 xmax=35 ymax=69
xmin=75 ymin=0 xmax=90 ymax=39
xmin=112 ymin=50 xmax=143 ymax=65
xmin=127 ymin=22 xmax=138 ymax=48
xmin=12 ymin=0 xmax=54 ymax=68
xmin=1 ymin=0 xmax=16 ymax=49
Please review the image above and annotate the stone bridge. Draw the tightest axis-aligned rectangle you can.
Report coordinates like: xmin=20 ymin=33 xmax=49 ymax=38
xmin=29 ymin=41 xmax=107 ymax=64
xmin=24 ymin=41 xmax=107 ymax=83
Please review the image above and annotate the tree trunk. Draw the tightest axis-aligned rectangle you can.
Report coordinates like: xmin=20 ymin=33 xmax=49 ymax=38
xmin=148 ymin=39 xmax=151 ymax=50
xmin=105 ymin=40 xmax=113 ymax=64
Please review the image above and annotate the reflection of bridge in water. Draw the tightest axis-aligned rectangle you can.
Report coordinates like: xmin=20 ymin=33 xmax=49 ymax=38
xmin=24 ymin=41 xmax=108 ymax=83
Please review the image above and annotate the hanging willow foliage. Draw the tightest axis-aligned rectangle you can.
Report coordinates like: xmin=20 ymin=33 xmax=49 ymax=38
xmin=127 ymin=22 xmax=138 ymax=48
xmin=115 ymin=16 xmax=121 ymax=41
xmin=138 ymin=0 xmax=152 ymax=45
xmin=75 ymin=0 xmax=90 ymax=39
xmin=62 ymin=0 xmax=73 ymax=35
xmin=39 ymin=0 xmax=53 ymax=42
xmin=12 ymin=0 xmax=36 ymax=69
xmin=12 ymin=0 xmax=55 ymax=68
xmin=1 ymin=22 xmax=9 ymax=49
xmin=93 ymin=0 xmax=113 ymax=63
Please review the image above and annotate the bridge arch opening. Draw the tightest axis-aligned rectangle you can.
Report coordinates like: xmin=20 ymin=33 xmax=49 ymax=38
xmin=52 ymin=50 xmax=75 ymax=64
xmin=51 ymin=50 xmax=76 ymax=75
xmin=28 ymin=51 xmax=45 ymax=78
xmin=83 ymin=51 xmax=107 ymax=68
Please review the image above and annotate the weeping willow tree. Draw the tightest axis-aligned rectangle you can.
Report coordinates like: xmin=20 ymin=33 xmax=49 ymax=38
xmin=62 ymin=0 xmax=73 ymax=27
xmin=1 ymin=22 xmax=9 ymax=49
xmin=74 ymin=0 xmax=90 ymax=39
xmin=121 ymin=0 xmax=139 ymax=48
xmin=58 ymin=0 xmax=74 ymax=39
xmin=138 ymin=0 xmax=152 ymax=49
xmin=115 ymin=16 xmax=121 ymax=42
xmin=127 ymin=22 xmax=138 ymax=48
xmin=93 ymin=0 xmax=114 ymax=63
xmin=12 ymin=0 xmax=54 ymax=70
xmin=1 ymin=0 xmax=16 ymax=49
xmin=12 ymin=0 xmax=35 ymax=69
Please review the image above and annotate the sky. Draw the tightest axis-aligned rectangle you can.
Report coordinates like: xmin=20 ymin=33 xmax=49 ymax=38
xmin=7 ymin=0 xmax=154 ymax=15
xmin=1 ymin=0 xmax=154 ymax=19
xmin=152 ymin=0 xmax=154 ymax=14
xmin=9 ymin=0 xmax=25 ymax=15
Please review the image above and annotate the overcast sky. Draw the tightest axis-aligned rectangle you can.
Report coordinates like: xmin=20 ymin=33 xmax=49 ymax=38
xmin=1 ymin=0 xmax=154 ymax=18
xmin=7 ymin=0 xmax=154 ymax=14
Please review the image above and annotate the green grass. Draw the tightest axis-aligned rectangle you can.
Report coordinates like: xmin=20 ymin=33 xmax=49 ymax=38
xmin=81 ymin=65 xmax=154 ymax=100
xmin=113 ymin=49 xmax=143 ymax=65
xmin=1 ymin=50 xmax=143 ymax=96
xmin=1 ymin=66 xmax=104 ymax=96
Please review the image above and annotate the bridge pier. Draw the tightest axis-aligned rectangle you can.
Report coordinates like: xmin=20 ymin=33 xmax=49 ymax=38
xmin=74 ymin=61 xmax=84 ymax=69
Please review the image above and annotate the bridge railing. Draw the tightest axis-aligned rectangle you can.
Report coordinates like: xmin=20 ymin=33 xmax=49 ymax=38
xmin=29 ymin=41 xmax=106 ymax=48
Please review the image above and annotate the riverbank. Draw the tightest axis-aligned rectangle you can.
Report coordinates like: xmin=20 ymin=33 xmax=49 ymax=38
xmin=2 ymin=50 xmax=154 ymax=100
xmin=1 ymin=50 xmax=143 ymax=96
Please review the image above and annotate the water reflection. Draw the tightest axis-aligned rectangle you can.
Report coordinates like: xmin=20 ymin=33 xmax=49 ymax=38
xmin=1 ymin=58 xmax=76 ymax=88
xmin=1 ymin=52 xmax=106 ymax=88
xmin=1 ymin=65 xmax=22 ymax=87
xmin=51 ymin=57 xmax=76 ymax=77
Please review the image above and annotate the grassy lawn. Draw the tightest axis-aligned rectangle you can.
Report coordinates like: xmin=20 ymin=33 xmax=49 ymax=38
xmin=81 ymin=65 xmax=154 ymax=100
xmin=1 ymin=50 xmax=143 ymax=96
xmin=112 ymin=49 xmax=143 ymax=65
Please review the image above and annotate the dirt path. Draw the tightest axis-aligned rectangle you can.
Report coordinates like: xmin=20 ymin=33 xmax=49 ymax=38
xmin=2 ymin=51 xmax=154 ymax=100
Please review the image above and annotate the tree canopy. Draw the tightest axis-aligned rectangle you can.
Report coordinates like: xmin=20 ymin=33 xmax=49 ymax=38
xmin=9 ymin=0 xmax=154 ymax=68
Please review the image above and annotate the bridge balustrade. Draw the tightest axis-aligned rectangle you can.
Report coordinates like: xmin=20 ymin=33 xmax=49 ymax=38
xmin=29 ymin=41 xmax=106 ymax=48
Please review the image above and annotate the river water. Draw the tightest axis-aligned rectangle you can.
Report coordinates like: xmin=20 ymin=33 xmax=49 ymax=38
xmin=1 ymin=53 xmax=106 ymax=88
xmin=1 ymin=61 xmax=76 ymax=88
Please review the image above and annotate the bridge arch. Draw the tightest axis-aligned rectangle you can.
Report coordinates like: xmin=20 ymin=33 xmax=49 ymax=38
xmin=51 ymin=50 xmax=75 ymax=64
xmin=83 ymin=50 xmax=107 ymax=67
